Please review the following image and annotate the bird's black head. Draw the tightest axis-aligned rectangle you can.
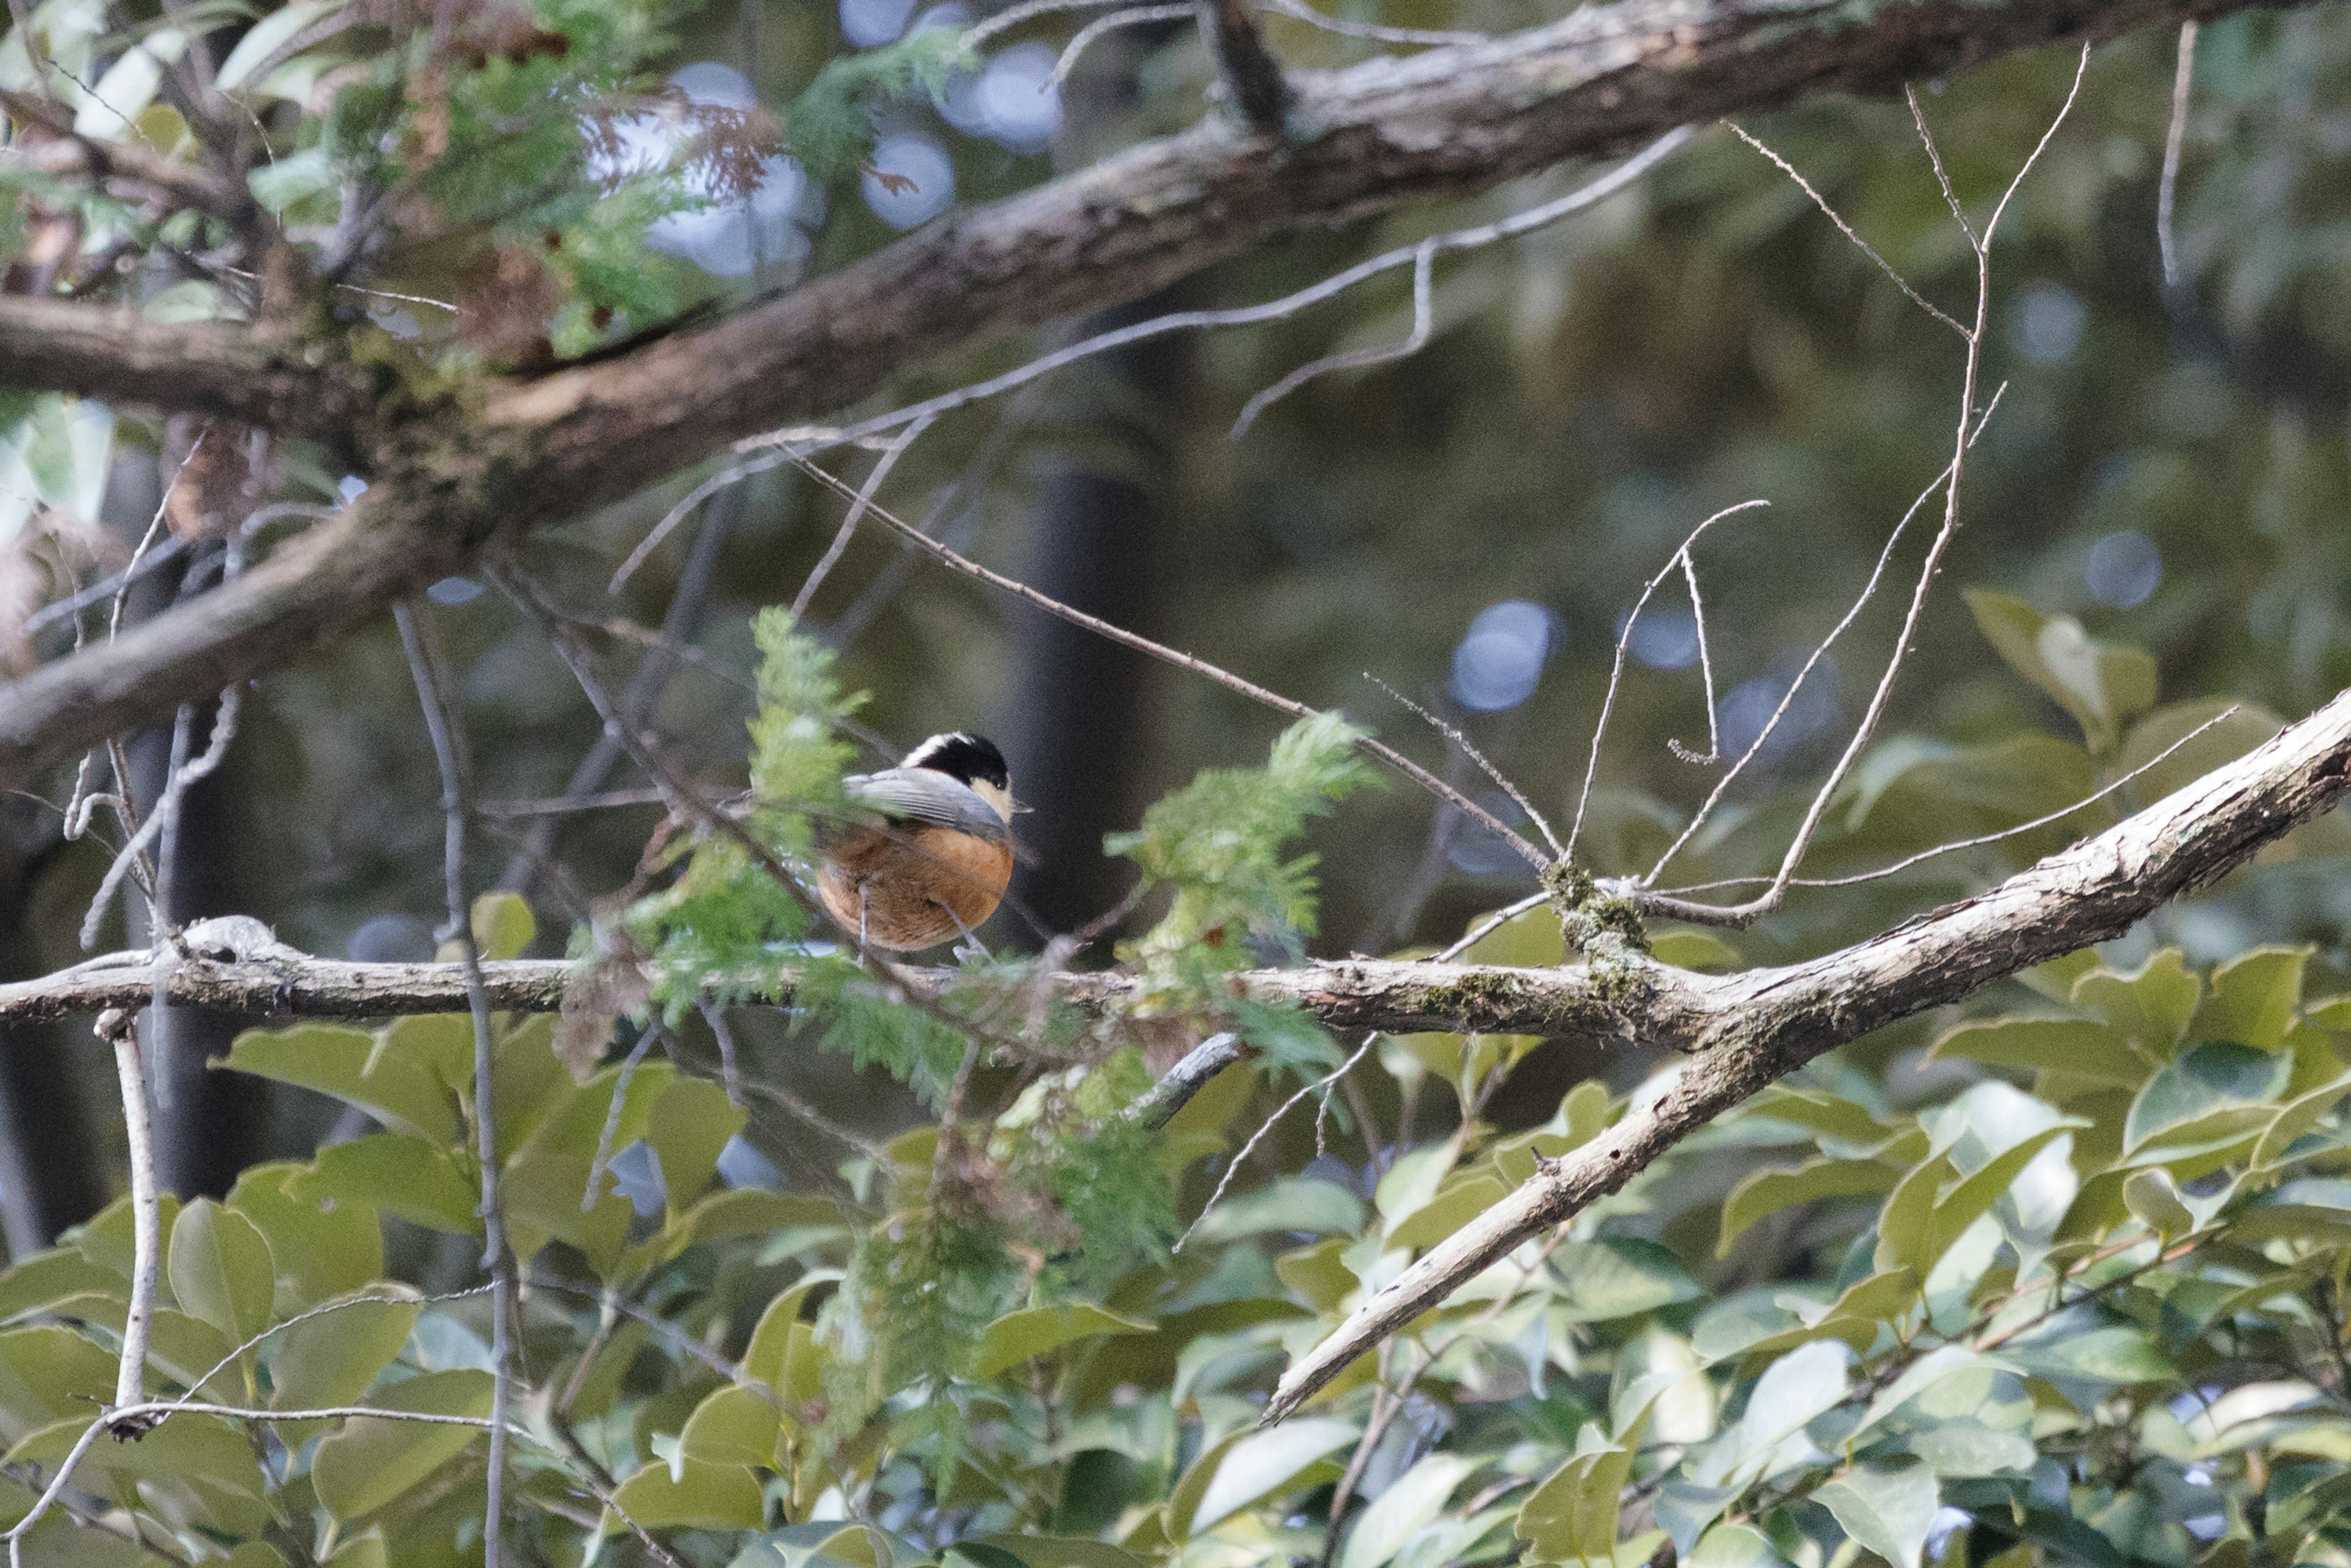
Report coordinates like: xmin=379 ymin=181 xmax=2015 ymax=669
xmin=901 ymin=732 xmax=1010 ymax=791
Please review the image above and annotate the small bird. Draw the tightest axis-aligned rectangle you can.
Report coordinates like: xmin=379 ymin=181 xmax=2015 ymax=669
xmin=818 ymin=732 xmax=1016 ymax=953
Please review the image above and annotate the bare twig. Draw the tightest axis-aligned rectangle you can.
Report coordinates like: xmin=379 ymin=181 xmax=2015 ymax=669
xmin=1053 ymin=4 xmax=1194 ymax=86
xmin=1176 ymin=1032 xmax=1375 ymax=1250
xmin=392 ymin=601 xmax=513 ymax=1568
xmin=683 ymin=129 xmax=1693 ymax=528
xmin=1653 ymin=707 xmax=2243 ymax=897
xmin=1723 ymin=122 xmax=1967 ymax=336
xmin=583 ymin=1027 xmax=658 ymax=1213
xmin=1366 ymin=675 xmax=1563 ymax=857
xmin=1232 ymin=239 xmax=1433 ymax=437
xmin=92 ymin=1009 xmax=158 ymax=1427
xmin=790 ymin=414 xmax=933 ymax=618
xmin=1566 ymin=500 xmax=1769 ymax=863
xmin=1670 ymin=549 xmax=1722 ymax=763
xmin=792 ymin=456 xmax=1552 ymax=869
xmin=1265 ymin=675 xmax=2351 ymax=1419
xmin=1256 ymin=0 xmax=1483 ymax=47
xmin=2158 ymin=20 xmax=2199 ymax=290
xmin=1638 ymin=385 xmax=2007 ymax=892
xmin=964 ymin=0 xmax=1137 ymax=48
xmin=78 ymin=686 xmax=241 ymax=950
xmin=697 ymin=1000 xmax=746 ymax=1109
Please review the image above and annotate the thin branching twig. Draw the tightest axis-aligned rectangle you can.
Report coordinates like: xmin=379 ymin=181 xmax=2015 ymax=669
xmin=394 ymin=601 xmax=514 ymax=1568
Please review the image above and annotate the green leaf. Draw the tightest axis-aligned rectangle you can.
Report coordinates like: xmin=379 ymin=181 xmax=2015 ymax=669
xmin=2194 ymin=945 xmax=2312 ymax=1050
xmin=219 ymin=1023 xmax=460 ymax=1141
xmin=167 ymin=1199 xmax=276 ymax=1345
xmin=1520 ymin=1435 xmax=1640 ymax=1566
xmin=1650 ymin=929 xmax=1740 ymax=972
xmin=1277 ymin=1239 xmax=1359 ymax=1310
xmin=0 ymin=1250 xmax=124 ymax=1322
xmin=309 ymin=1367 xmax=494 ymax=1520
xmin=2006 ymin=1325 xmax=2173 ymax=1386
xmin=1182 ymin=1417 xmax=1358 ymax=1536
xmin=1963 ymin=590 xmax=2157 ymax=751
xmin=2121 ymin=1168 xmax=2195 ymax=1239
xmin=1550 ymin=1238 xmax=1704 ymax=1321
xmin=1720 ymin=1158 xmax=1902 ymax=1253
xmin=1928 ymin=1017 xmax=2148 ymax=1089
xmin=470 ymin=891 xmax=536 ymax=960
xmin=2125 ymin=1040 xmax=2293 ymax=1150
xmin=13 ymin=1410 xmax=271 ymax=1533
xmin=678 ymin=1382 xmax=781 ymax=1469
xmin=643 ymin=1076 xmax=745 ymax=1216
xmin=268 ymin=1291 xmax=421 ymax=1424
xmin=1815 ymin=1461 xmax=1938 ymax=1568
xmin=2118 ymin=699 xmax=2285 ymax=804
xmin=962 ymin=1536 xmax=1142 ymax=1568
xmin=1190 ymin=1177 xmax=1364 ymax=1245
xmin=227 ymin=1162 xmax=384 ymax=1316
xmin=1386 ymin=1172 xmax=1506 ymax=1250
xmin=291 ymin=1135 xmax=481 ymax=1236
xmin=1686 ymin=1524 xmax=1780 ymax=1568
xmin=1460 ymin=905 xmax=1563 ymax=968
xmin=0 ymin=1326 xmax=118 ymax=1446
xmin=973 ymin=1303 xmax=1152 ymax=1378
xmin=1341 ymin=1454 xmax=1476 ymax=1568
xmin=606 ymin=1457 xmax=766 ymax=1531
xmin=2071 ymin=950 xmax=2199 ymax=1051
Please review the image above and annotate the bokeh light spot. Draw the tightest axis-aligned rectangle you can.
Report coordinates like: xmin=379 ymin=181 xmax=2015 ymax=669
xmin=2009 ymin=280 xmax=2085 ymax=362
xmin=2084 ymin=529 xmax=2161 ymax=608
xmin=1449 ymin=599 xmax=1556 ymax=711
xmin=862 ymin=135 xmax=956 ymax=228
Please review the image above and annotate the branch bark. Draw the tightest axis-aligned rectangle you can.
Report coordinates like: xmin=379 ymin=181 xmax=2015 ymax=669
xmin=1262 ymin=681 xmax=2351 ymax=1420
xmin=0 ymin=0 xmax=2297 ymax=789
xmin=0 ymin=297 xmax=362 ymax=437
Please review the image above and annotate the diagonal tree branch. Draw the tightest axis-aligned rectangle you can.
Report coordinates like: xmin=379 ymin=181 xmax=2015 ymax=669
xmin=1262 ymin=680 xmax=2351 ymax=1420
xmin=0 ymin=296 xmax=364 ymax=437
xmin=0 ymin=0 xmax=2309 ymax=791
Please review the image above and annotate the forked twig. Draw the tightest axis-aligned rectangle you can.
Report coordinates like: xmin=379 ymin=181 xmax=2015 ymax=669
xmin=1366 ymin=675 xmax=1563 ymax=858
xmin=1655 ymin=707 xmax=2241 ymax=898
xmin=1566 ymin=499 xmax=1769 ymax=863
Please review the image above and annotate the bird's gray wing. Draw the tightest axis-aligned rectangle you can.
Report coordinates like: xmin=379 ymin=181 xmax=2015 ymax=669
xmin=842 ymin=770 xmax=1010 ymax=842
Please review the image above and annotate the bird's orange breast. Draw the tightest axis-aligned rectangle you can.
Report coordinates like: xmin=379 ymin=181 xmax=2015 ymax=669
xmin=817 ymin=823 xmax=1013 ymax=951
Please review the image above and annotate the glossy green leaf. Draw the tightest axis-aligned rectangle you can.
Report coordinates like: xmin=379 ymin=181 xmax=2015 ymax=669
xmin=2007 ymin=1326 xmax=2173 ymax=1386
xmin=643 ymin=1075 xmax=744 ymax=1215
xmin=226 ymin=1162 xmax=383 ymax=1315
xmin=2121 ymin=1167 xmax=2195 ymax=1239
xmin=268 ymin=1291 xmax=421 ymax=1422
xmin=0 ymin=1327 xmax=116 ymax=1446
xmin=1340 ymin=1452 xmax=1474 ymax=1568
xmin=678 ymin=1382 xmax=782 ymax=1469
xmin=291 ymin=1135 xmax=480 ymax=1235
xmin=1963 ymin=590 xmax=2156 ymax=751
xmin=1191 ymin=1177 xmax=1363 ymax=1245
xmin=2118 ymin=700 xmax=2285 ymax=807
xmin=1183 ymin=1417 xmax=1357 ymax=1536
xmin=1550 ymin=1237 xmax=1704 ymax=1321
xmin=309 ymin=1367 xmax=494 ymax=1519
xmin=1386 ymin=1171 xmax=1505 ymax=1249
xmin=167 ymin=1199 xmax=276 ymax=1345
xmin=2195 ymin=945 xmax=2312 ymax=1050
xmin=470 ymin=890 xmax=536 ymax=960
xmin=219 ymin=1023 xmax=459 ymax=1141
xmin=2071 ymin=950 xmax=2199 ymax=1052
xmin=975 ymin=1302 xmax=1152 ymax=1378
xmin=1928 ymin=1017 xmax=2148 ymax=1088
xmin=2126 ymin=1040 xmax=2293 ymax=1150
xmin=1720 ymin=1158 xmax=1902 ymax=1253
xmin=606 ymin=1456 xmax=765 ymax=1531
xmin=1815 ymin=1460 xmax=1938 ymax=1568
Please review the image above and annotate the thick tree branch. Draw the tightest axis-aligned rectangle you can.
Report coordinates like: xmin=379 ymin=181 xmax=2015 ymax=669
xmin=1263 ymin=681 xmax=2351 ymax=1420
xmin=0 ymin=0 xmax=2306 ymax=789
xmin=0 ymin=296 xmax=361 ymax=435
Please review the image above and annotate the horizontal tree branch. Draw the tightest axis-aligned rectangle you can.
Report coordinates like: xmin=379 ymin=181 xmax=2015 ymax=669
xmin=0 ymin=88 xmax=254 ymax=221
xmin=0 ymin=0 xmax=2296 ymax=788
xmin=0 ymin=296 xmax=361 ymax=437
xmin=1263 ymin=680 xmax=2351 ymax=1420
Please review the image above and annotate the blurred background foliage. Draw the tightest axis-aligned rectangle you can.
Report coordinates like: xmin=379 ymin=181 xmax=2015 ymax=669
xmin=8 ymin=0 xmax=2351 ymax=1220
xmin=5 ymin=0 xmax=2351 ymax=1561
